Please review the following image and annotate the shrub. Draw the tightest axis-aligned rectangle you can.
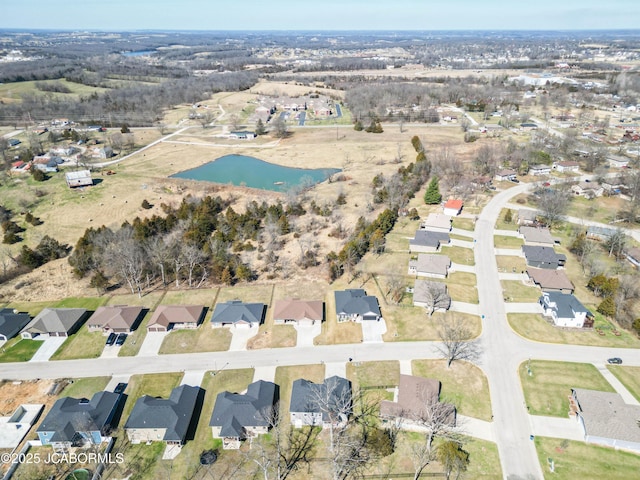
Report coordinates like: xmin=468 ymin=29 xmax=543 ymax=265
xmin=141 ymin=199 xmax=152 ymax=209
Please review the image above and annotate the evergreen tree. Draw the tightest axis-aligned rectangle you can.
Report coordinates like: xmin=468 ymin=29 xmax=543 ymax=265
xmin=597 ymin=297 xmax=616 ymax=317
xmin=255 ymin=119 xmax=266 ymax=135
xmin=504 ymin=209 xmax=513 ymax=224
xmin=353 ymin=120 xmax=363 ymax=131
xmin=423 ymin=178 xmax=442 ymax=205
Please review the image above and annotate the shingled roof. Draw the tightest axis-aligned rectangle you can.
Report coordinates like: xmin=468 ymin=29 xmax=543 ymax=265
xmin=210 ymin=300 xmax=265 ymax=326
xmin=0 ymin=308 xmax=31 ymax=340
xmin=290 ymin=376 xmax=352 ymax=422
xmin=147 ymin=305 xmax=205 ymax=330
xmin=573 ymin=388 xmax=640 ymax=444
xmin=87 ymin=306 xmax=144 ymax=331
xmin=22 ymin=308 xmax=86 ymax=336
xmin=272 ymin=299 xmax=323 ymax=322
xmin=334 ymin=290 xmax=381 ymax=318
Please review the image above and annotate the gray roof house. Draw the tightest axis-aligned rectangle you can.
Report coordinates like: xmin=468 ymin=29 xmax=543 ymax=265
xmin=408 ymin=254 xmax=451 ymax=278
xmin=210 ymin=380 xmax=279 ymax=449
xmin=65 ymin=170 xmax=93 ymax=188
xmin=125 ymin=385 xmax=201 ymax=445
xmin=519 ymin=226 xmax=556 ymax=246
xmin=571 ymin=388 xmax=640 ymax=453
xmin=586 ymin=226 xmax=618 ymax=241
xmin=37 ymin=391 xmax=121 ymax=448
xmin=290 ymin=376 xmax=352 ymax=428
xmin=626 ymin=246 xmax=640 ymax=268
xmin=539 ymin=291 xmax=592 ymax=328
xmin=522 ymin=246 xmax=566 ymax=269
xmin=334 ymin=289 xmax=382 ymax=322
xmin=517 ymin=209 xmax=538 ymax=226
xmin=210 ymin=300 xmax=265 ymax=328
xmin=409 ymin=230 xmax=450 ymax=253
xmin=412 ymin=280 xmax=451 ymax=314
xmin=0 ymin=308 xmax=31 ymax=341
xmin=21 ymin=308 xmax=87 ymax=339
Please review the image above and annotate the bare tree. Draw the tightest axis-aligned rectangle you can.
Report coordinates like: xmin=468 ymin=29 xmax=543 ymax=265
xmin=100 ymin=226 xmax=146 ymax=297
xmin=196 ymin=110 xmax=216 ymax=128
xmin=271 ymin=117 xmax=289 ymax=138
xmin=146 ymin=236 xmax=171 ymax=286
xmin=417 ymin=281 xmax=452 ymax=316
xmin=180 ymin=242 xmax=208 ymax=288
xmin=435 ymin=316 xmax=481 ymax=367
xmin=605 ymin=229 xmax=627 ymax=258
xmin=536 ymin=188 xmax=571 ymax=227
xmin=385 ymin=275 xmax=406 ymax=304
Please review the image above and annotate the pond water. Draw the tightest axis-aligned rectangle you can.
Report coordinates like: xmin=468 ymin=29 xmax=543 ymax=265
xmin=122 ymin=50 xmax=156 ymax=57
xmin=171 ymin=154 xmax=340 ymax=192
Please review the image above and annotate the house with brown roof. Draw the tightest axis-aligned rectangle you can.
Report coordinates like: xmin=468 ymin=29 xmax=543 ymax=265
xmin=272 ymin=299 xmax=324 ymax=325
xmin=147 ymin=305 xmax=205 ymax=332
xmin=380 ymin=375 xmax=455 ymax=426
xmin=443 ymin=199 xmax=463 ymax=216
xmin=408 ymin=254 xmax=451 ymax=278
xmin=519 ymin=226 xmax=556 ymax=247
xmin=87 ymin=306 xmax=144 ymax=334
xmin=527 ymin=268 xmax=574 ymax=294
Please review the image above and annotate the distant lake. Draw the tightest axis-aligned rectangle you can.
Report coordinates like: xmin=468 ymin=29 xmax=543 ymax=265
xmin=122 ymin=50 xmax=156 ymax=57
xmin=171 ymin=154 xmax=340 ymax=192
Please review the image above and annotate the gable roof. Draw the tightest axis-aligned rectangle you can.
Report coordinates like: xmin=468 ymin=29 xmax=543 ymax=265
xmin=290 ymin=376 xmax=352 ymax=421
xmin=412 ymin=280 xmax=451 ymax=309
xmin=541 ymin=292 xmax=591 ymax=318
xmin=124 ymin=385 xmax=200 ymax=443
xmin=380 ymin=375 xmax=455 ymax=423
xmin=211 ymin=300 xmax=264 ymax=326
xmin=22 ymin=308 xmax=86 ymax=335
xmin=527 ymin=268 xmax=574 ymax=291
xmin=410 ymin=254 xmax=451 ymax=276
xmin=272 ymin=299 xmax=323 ymax=322
xmin=443 ymin=199 xmax=463 ymax=211
xmin=210 ymin=381 xmax=278 ymax=437
xmin=334 ymin=290 xmax=381 ymax=317
xmin=37 ymin=391 xmax=120 ymax=441
xmin=519 ymin=226 xmax=555 ymax=245
xmin=410 ymin=230 xmax=450 ymax=248
xmin=87 ymin=306 xmax=143 ymax=330
xmin=518 ymin=209 xmax=537 ymax=222
xmin=496 ymin=169 xmax=517 ymax=177
xmin=422 ymin=213 xmax=452 ymax=230
xmin=0 ymin=308 xmax=31 ymax=339
xmin=573 ymin=388 xmax=640 ymax=444
xmin=522 ymin=246 xmax=566 ymax=266
xmin=147 ymin=305 xmax=205 ymax=329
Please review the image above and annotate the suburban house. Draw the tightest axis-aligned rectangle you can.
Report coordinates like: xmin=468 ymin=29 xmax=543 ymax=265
xmin=607 ymin=155 xmax=630 ymax=168
xmin=289 ymin=376 xmax=352 ymax=428
xmin=528 ymin=164 xmax=551 ymax=176
xmin=527 ymin=268 xmax=574 ymax=294
xmin=228 ymin=131 xmax=256 ymax=140
xmin=409 ymin=230 xmax=450 ymax=253
xmin=0 ymin=308 xmax=31 ymax=341
xmin=443 ymin=199 xmax=463 ymax=216
xmin=334 ymin=289 xmax=382 ymax=322
xmin=408 ymin=254 xmax=451 ymax=278
xmin=146 ymin=305 xmax=205 ymax=332
xmin=570 ymin=388 xmax=640 ymax=453
xmin=571 ymin=181 xmax=604 ymax=199
xmin=522 ymin=246 xmax=566 ymax=269
xmin=626 ymin=246 xmax=640 ymax=268
xmin=210 ymin=300 xmax=265 ymax=328
xmin=87 ymin=305 xmax=144 ymax=334
xmin=420 ymin=213 xmax=452 ymax=233
xmin=539 ymin=291 xmax=593 ymax=328
xmin=36 ymin=391 xmax=122 ymax=449
xmin=586 ymin=226 xmax=618 ymax=241
xmin=124 ymin=385 xmax=201 ymax=446
xmin=21 ymin=308 xmax=87 ymax=339
xmin=553 ymin=161 xmax=580 ymax=173
xmin=380 ymin=375 xmax=456 ymax=426
xmin=210 ymin=380 xmax=279 ymax=449
xmin=519 ymin=226 xmax=556 ymax=247
xmin=0 ymin=404 xmax=44 ymax=449
xmin=65 ymin=170 xmax=93 ymax=188
xmin=495 ymin=169 xmax=517 ymax=182
xmin=412 ymin=279 xmax=451 ymax=312
xmin=517 ymin=209 xmax=538 ymax=226
xmin=272 ymin=298 xmax=324 ymax=325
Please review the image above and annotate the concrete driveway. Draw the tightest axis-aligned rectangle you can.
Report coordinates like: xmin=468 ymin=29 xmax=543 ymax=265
xmin=138 ymin=331 xmax=167 ymax=356
xmin=105 ymin=375 xmax=131 ymax=392
xmin=29 ymin=337 xmax=65 ymax=362
xmin=253 ymin=365 xmax=276 ymax=383
xmin=181 ymin=370 xmax=206 ymax=387
xmin=229 ymin=327 xmax=258 ymax=351
xmin=494 ymin=248 xmax=523 ymax=256
xmin=294 ymin=323 xmax=321 ymax=347
xmin=529 ymin=415 xmax=584 ymax=441
xmin=449 ymin=262 xmax=476 ymax=274
xmin=449 ymin=301 xmax=480 ymax=315
xmin=361 ymin=319 xmax=386 ymax=343
xmin=324 ymin=362 xmax=347 ymax=379
xmin=100 ymin=344 xmax=121 ymax=358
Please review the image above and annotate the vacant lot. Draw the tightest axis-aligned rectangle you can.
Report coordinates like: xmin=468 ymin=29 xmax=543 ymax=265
xmin=346 ymin=360 xmax=400 ymax=390
xmin=501 ymin=281 xmax=542 ymax=302
xmin=519 ymin=360 xmax=614 ymax=417
xmin=159 ymin=326 xmax=232 ymax=354
xmin=494 ymin=234 xmax=524 ymax=248
xmin=384 ymin=308 xmax=480 ymax=342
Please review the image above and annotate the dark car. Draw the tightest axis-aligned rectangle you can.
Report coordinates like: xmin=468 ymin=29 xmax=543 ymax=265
xmin=115 ymin=333 xmax=128 ymax=346
xmin=106 ymin=332 xmax=117 ymax=346
xmin=607 ymin=357 xmax=623 ymax=365
xmin=114 ymin=382 xmax=128 ymax=394
xmin=511 ymin=178 xmax=520 ymax=183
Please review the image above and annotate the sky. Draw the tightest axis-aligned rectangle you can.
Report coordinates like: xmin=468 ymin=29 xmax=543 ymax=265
xmin=2 ymin=0 xmax=640 ymax=31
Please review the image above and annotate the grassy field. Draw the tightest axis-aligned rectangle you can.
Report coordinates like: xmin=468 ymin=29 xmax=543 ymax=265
xmin=107 ymin=291 xmax=166 ymax=309
xmin=607 ymin=366 xmax=640 ymax=402
xmin=493 ymin=234 xmax=524 ymax=248
xmin=565 ymin=195 xmax=628 ymax=226
xmin=440 ymin=245 xmax=475 ymax=265
xmin=445 ymin=272 xmax=479 ymax=303
xmin=519 ymin=360 xmax=614 ymax=417
xmin=412 ymin=359 xmax=492 ymax=421
xmin=122 ymin=372 xmax=184 ymax=419
xmin=5 ymin=301 xmax=53 ymax=317
xmin=49 ymin=324 xmax=106 ymax=360
xmin=452 ymin=217 xmax=476 ymax=231
xmin=216 ymin=283 xmax=274 ymax=305
xmin=247 ymin=324 xmax=297 ymax=349
xmin=383 ymin=310 xmax=481 ymax=342
xmin=0 ymin=338 xmax=42 ymax=362
xmin=501 ymin=281 xmax=542 ymax=302
xmin=508 ymin=313 xmax=640 ymax=348
xmin=534 ymin=437 xmax=640 ymax=480
xmin=160 ymin=288 xmax=219 ymax=307
xmin=346 ymin=360 xmax=400 ymax=390
xmin=496 ymin=255 xmax=527 ymax=273
xmin=159 ymin=326 xmax=232 ymax=354
xmin=53 ymin=296 xmax=108 ymax=310
xmin=495 ymin=208 xmax=520 ymax=230
xmin=61 ymin=376 xmax=111 ymax=398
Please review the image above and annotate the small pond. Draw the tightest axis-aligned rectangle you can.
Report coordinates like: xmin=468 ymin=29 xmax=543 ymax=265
xmin=171 ymin=154 xmax=340 ymax=192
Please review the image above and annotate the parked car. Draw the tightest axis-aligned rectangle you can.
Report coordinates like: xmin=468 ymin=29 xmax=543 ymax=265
xmin=106 ymin=332 xmax=117 ymax=346
xmin=607 ymin=357 xmax=623 ymax=364
xmin=115 ymin=333 xmax=128 ymax=346
xmin=114 ymin=382 xmax=128 ymax=394
xmin=511 ymin=178 xmax=520 ymax=183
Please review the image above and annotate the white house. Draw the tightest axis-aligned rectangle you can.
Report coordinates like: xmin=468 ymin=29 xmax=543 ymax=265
xmin=528 ymin=164 xmax=551 ymax=176
xmin=553 ymin=161 xmax=580 ymax=173
xmin=539 ymin=291 xmax=592 ymax=328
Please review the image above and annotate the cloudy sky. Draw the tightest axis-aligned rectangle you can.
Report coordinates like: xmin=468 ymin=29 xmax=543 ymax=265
xmin=2 ymin=0 xmax=639 ymax=31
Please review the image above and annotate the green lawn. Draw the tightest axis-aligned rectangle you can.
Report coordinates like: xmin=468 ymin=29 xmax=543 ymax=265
xmin=118 ymin=310 xmax=153 ymax=357
xmin=384 ymin=309 xmax=481 ymax=342
xmin=519 ymin=360 xmax=615 ymax=417
xmin=49 ymin=324 xmax=106 ymax=360
xmin=508 ymin=313 xmax=640 ymax=348
xmin=5 ymin=301 xmax=53 ymax=317
xmin=440 ymin=245 xmax=475 ymax=265
xmin=446 ymin=272 xmax=479 ymax=303
xmin=160 ymin=288 xmax=218 ymax=307
xmin=534 ymin=437 xmax=640 ymax=480
xmin=501 ymin=281 xmax=542 ymax=302
xmin=0 ymin=338 xmax=42 ymax=362
xmin=216 ymin=283 xmax=273 ymax=304
xmin=346 ymin=360 xmax=400 ymax=390
xmin=62 ymin=376 xmax=111 ymax=398
xmin=412 ymin=359 xmax=492 ymax=421
xmin=107 ymin=291 xmax=165 ymax=309
xmin=452 ymin=217 xmax=475 ymax=231
xmin=493 ymin=234 xmax=524 ymax=248
xmin=607 ymin=366 xmax=640 ymax=402
xmin=159 ymin=326 xmax=232 ymax=354
xmin=123 ymin=372 xmax=184 ymax=419
xmin=495 ymin=208 xmax=520 ymax=231
xmin=53 ymin=296 xmax=108 ymax=310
